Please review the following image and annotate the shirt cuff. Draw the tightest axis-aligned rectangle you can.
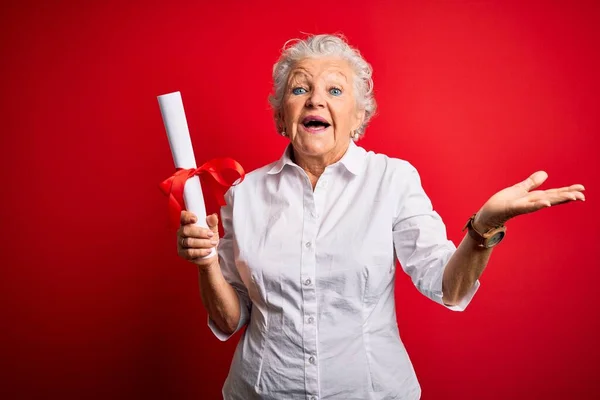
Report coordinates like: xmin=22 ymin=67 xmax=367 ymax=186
xmin=207 ymin=291 xmax=250 ymax=341
xmin=434 ymin=279 xmax=481 ymax=312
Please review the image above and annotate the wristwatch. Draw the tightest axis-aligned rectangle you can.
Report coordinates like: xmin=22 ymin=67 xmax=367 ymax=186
xmin=462 ymin=213 xmax=506 ymax=248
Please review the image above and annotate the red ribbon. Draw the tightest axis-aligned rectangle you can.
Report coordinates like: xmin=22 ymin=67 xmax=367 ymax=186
xmin=159 ymin=158 xmax=245 ymax=228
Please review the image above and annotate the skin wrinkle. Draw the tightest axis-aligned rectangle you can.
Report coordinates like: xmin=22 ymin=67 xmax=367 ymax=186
xmin=281 ymin=57 xmax=365 ymax=189
xmin=288 ymin=69 xmax=349 ymax=88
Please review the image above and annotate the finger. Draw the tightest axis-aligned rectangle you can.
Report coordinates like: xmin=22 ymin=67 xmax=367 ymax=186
xmin=180 ymin=210 xmax=198 ymax=226
xmin=181 ymin=225 xmax=215 ymax=239
xmin=207 ymin=213 xmax=219 ymax=236
xmin=516 ymin=171 xmax=548 ymax=192
xmin=527 ymin=191 xmax=584 ymax=208
xmin=180 ymin=237 xmax=219 ymax=249
xmin=571 ymin=191 xmax=586 ymax=201
xmin=541 ymin=184 xmax=585 ymax=195
xmin=179 ymin=247 xmax=214 ymax=259
xmin=539 ymin=189 xmax=585 ymax=201
xmin=533 ymin=198 xmax=569 ymax=209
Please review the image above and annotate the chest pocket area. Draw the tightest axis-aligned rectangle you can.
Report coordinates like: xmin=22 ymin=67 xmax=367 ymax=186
xmin=237 ymin=207 xmax=287 ymax=308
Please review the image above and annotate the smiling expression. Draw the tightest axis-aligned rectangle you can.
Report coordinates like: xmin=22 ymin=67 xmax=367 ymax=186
xmin=280 ymin=57 xmax=365 ymax=165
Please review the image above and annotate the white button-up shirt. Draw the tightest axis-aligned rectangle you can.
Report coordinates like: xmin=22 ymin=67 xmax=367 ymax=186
xmin=209 ymin=141 xmax=479 ymax=399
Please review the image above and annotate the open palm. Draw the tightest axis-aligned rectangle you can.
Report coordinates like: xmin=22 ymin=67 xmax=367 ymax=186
xmin=474 ymin=171 xmax=586 ymax=231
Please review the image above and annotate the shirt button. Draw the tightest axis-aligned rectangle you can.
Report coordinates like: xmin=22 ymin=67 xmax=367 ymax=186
xmin=304 ymin=278 xmax=312 ymax=285
xmin=305 ymin=241 xmax=312 ymax=248
xmin=311 ymin=211 xmax=317 ymax=218
xmin=311 ymin=397 xmax=318 ymax=400
xmin=307 ymin=316 xmax=314 ymax=324
xmin=309 ymin=356 xmax=315 ymax=364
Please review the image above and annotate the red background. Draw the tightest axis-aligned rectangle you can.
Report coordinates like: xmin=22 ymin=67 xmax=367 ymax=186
xmin=1 ymin=0 xmax=599 ymax=398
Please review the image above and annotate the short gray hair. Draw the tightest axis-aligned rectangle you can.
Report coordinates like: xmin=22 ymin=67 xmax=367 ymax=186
xmin=268 ymin=34 xmax=376 ymax=139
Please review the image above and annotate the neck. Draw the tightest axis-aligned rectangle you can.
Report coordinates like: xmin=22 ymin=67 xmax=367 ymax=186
xmin=291 ymin=140 xmax=350 ymax=188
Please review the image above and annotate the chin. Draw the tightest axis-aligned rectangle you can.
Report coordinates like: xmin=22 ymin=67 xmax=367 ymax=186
xmin=301 ymin=141 xmax=334 ymax=156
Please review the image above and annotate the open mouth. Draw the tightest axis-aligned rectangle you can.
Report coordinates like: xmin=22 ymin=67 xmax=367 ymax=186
xmin=301 ymin=115 xmax=331 ymax=132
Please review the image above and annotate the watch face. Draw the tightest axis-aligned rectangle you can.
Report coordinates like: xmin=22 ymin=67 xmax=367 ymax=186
xmin=487 ymin=231 xmax=505 ymax=247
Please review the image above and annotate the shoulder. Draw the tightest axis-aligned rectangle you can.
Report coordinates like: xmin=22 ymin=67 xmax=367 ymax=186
xmin=239 ymin=159 xmax=280 ymax=189
xmin=222 ymin=159 xmax=279 ymax=204
xmin=361 ymin=146 xmax=419 ymax=183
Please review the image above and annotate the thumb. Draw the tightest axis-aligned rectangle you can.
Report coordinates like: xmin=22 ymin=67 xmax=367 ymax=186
xmin=206 ymin=213 xmax=219 ymax=236
xmin=517 ymin=170 xmax=548 ymax=192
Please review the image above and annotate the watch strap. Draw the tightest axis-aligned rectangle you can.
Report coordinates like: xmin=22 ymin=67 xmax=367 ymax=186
xmin=462 ymin=213 xmax=507 ymax=248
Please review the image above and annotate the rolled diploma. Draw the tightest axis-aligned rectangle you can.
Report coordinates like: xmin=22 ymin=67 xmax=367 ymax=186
xmin=158 ymin=91 xmax=216 ymax=258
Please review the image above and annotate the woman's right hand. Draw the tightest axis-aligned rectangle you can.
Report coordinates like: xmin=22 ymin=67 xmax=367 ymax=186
xmin=177 ymin=210 xmax=220 ymax=269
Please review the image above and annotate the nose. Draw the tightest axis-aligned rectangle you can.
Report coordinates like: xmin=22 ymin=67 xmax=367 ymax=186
xmin=305 ymin=88 xmax=325 ymax=108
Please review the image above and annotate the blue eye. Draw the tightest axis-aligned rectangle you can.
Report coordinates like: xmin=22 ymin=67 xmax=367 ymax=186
xmin=330 ymin=87 xmax=342 ymax=96
xmin=292 ymin=87 xmax=307 ymax=95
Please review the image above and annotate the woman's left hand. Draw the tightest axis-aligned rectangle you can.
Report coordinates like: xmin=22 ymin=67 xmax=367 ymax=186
xmin=473 ymin=171 xmax=586 ymax=232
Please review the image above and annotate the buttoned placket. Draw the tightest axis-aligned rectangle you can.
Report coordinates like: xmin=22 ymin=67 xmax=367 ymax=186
xmin=300 ymin=170 xmax=329 ymax=400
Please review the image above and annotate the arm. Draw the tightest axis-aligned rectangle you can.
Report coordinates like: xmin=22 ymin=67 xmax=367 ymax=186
xmin=393 ymin=164 xmax=472 ymax=310
xmin=179 ymin=186 xmax=251 ymax=340
xmin=442 ymin=227 xmax=492 ymax=306
xmin=198 ymin=257 xmax=242 ymax=335
xmin=442 ymin=171 xmax=585 ymax=306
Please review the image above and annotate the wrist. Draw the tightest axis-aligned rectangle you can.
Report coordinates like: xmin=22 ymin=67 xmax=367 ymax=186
xmin=198 ymin=257 xmax=220 ymax=275
xmin=463 ymin=212 xmax=507 ymax=249
xmin=473 ymin=213 xmax=505 ymax=233
xmin=472 ymin=216 xmax=491 ymax=234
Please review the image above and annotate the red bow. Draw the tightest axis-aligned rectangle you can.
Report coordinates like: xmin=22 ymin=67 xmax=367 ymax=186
xmin=159 ymin=158 xmax=245 ymax=228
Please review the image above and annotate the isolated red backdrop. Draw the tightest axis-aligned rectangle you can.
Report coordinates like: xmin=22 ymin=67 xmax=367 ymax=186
xmin=1 ymin=0 xmax=599 ymax=399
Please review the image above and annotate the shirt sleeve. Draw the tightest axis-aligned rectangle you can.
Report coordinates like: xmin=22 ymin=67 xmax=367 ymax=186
xmin=207 ymin=186 xmax=252 ymax=340
xmin=392 ymin=163 xmax=479 ymax=312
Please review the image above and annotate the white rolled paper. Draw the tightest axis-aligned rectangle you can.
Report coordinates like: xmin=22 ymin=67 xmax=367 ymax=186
xmin=158 ymin=91 xmax=216 ymax=259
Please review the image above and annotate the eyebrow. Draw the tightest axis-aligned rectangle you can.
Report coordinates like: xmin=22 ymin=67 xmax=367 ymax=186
xmin=329 ymin=70 xmax=349 ymax=83
xmin=288 ymin=69 xmax=349 ymax=84
xmin=289 ymin=71 xmax=310 ymax=81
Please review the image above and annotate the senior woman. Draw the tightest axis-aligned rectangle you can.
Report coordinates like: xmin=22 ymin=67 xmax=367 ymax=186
xmin=176 ymin=35 xmax=585 ymax=399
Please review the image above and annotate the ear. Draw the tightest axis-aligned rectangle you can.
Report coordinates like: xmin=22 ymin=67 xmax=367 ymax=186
xmin=352 ymin=108 xmax=366 ymax=132
xmin=275 ymin=110 xmax=286 ymax=134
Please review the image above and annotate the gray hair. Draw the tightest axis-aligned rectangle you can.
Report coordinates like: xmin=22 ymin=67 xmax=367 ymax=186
xmin=268 ymin=34 xmax=376 ymax=139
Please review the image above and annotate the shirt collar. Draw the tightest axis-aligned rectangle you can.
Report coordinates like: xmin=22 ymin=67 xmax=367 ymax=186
xmin=267 ymin=140 xmax=365 ymax=176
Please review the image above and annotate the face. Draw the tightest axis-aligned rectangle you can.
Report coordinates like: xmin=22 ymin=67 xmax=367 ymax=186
xmin=280 ymin=57 xmax=365 ymax=165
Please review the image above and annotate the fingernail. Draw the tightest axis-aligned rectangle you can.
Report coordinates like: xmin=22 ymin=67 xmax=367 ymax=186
xmin=207 ymin=231 xmax=214 ymax=237
xmin=210 ymin=240 xmax=218 ymax=245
